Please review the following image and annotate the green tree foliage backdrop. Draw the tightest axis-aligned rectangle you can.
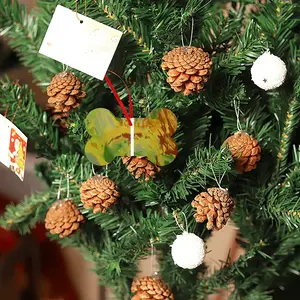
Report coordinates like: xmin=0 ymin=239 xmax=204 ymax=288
xmin=0 ymin=0 xmax=300 ymax=299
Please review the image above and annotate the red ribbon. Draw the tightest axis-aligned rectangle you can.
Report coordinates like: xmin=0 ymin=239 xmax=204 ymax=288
xmin=104 ymin=70 xmax=133 ymax=126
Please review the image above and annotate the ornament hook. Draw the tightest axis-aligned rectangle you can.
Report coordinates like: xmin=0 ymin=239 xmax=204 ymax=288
xmin=180 ymin=16 xmax=194 ymax=47
xmin=233 ymin=98 xmax=243 ymax=132
xmin=66 ymin=173 xmax=70 ymax=199
xmin=91 ymin=164 xmax=96 ymax=176
xmin=209 ymin=163 xmax=226 ymax=191
xmin=57 ymin=175 xmax=63 ymax=200
xmin=173 ymin=211 xmax=189 ymax=232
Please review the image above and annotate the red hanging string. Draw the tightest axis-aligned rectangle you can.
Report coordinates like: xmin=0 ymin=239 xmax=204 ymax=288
xmin=108 ymin=70 xmax=133 ymax=118
xmin=104 ymin=70 xmax=133 ymax=126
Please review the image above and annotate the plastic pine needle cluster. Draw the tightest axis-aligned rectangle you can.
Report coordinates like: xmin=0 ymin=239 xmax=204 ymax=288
xmin=1 ymin=1 xmax=300 ymax=300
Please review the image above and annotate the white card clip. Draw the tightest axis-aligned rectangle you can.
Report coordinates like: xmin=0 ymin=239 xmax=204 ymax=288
xmin=130 ymin=118 xmax=135 ymax=156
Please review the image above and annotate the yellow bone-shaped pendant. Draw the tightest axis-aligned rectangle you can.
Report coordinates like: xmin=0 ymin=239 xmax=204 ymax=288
xmin=85 ymin=108 xmax=178 ymax=166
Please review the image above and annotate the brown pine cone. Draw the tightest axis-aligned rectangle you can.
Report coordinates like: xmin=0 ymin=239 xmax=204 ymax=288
xmin=45 ymin=200 xmax=84 ymax=238
xmin=131 ymin=276 xmax=174 ymax=300
xmin=223 ymin=131 xmax=261 ymax=173
xmin=46 ymin=72 xmax=86 ymax=128
xmin=122 ymin=156 xmax=160 ymax=181
xmin=161 ymin=46 xmax=213 ymax=96
xmin=192 ymin=188 xmax=234 ymax=230
xmin=80 ymin=175 xmax=120 ymax=213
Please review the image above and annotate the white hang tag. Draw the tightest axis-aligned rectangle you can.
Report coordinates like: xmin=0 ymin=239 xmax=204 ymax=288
xmin=130 ymin=118 xmax=135 ymax=156
xmin=39 ymin=5 xmax=122 ymax=80
xmin=0 ymin=114 xmax=28 ymax=181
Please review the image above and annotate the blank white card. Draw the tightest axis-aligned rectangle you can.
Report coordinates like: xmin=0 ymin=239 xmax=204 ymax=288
xmin=39 ymin=5 xmax=122 ymax=80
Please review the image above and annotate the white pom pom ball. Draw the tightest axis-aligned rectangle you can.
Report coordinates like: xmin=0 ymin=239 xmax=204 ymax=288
xmin=171 ymin=231 xmax=205 ymax=269
xmin=251 ymin=51 xmax=287 ymax=90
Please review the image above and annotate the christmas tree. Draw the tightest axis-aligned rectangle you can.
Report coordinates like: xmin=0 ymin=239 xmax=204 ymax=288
xmin=1 ymin=0 xmax=300 ymax=299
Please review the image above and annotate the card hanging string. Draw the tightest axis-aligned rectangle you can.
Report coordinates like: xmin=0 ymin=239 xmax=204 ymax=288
xmin=75 ymin=0 xmax=87 ymax=22
xmin=181 ymin=16 xmax=194 ymax=47
xmin=4 ymin=105 xmax=9 ymax=118
xmin=104 ymin=70 xmax=134 ymax=155
xmin=173 ymin=211 xmax=188 ymax=232
xmin=105 ymin=70 xmax=133 ymax=125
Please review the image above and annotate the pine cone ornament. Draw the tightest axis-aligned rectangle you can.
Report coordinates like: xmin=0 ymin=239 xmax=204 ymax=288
xmin=46 ymin=72 xmax=86 ymax=128
xmin=223 ymin=131 xmax=261 ymax=173
xmin=45 ymin=200 xmax=84 ymax=238
xmin=192 ymin=188 xmax=234 ymax=230
xmin=161 ymin=46 xmax=213 ymax=96
xmin=131 ymin=276 xmax=174 ymax=300
xmin=80 ymin=175 xmax=120 ymax=213
xmin=122 ymin=156 xmax=160 ymax=181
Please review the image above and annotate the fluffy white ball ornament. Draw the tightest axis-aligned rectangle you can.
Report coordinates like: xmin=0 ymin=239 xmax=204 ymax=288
xmin=251 ymin=51 xmax=287 ymax=90
xmin=171 ymin=231 xmax=205 ymax=269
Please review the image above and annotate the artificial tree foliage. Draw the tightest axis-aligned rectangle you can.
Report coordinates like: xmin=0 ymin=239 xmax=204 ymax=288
xmin=0 ymin=0 xmax=300 ymax=299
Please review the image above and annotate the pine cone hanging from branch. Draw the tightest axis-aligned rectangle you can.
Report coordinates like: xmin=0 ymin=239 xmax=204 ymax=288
xmin=122 ymin=156 xmax=160 ymax=181
xmin=80 ymin=175 xmax=120 ymax=213
xmin=46 ymin=72 xmax=86 ymax=128
xmin=223 ymin=131 xmax=261 ymax=173
xmin=192 ymin=188 xmax=234 ymax=230
xmin=45 ymin=200 xmax=85 ymax=238
xmin=131 ymin=276 xmax=174 ymax=300
xmin=161 ymin=46 xmax=213 ymax=96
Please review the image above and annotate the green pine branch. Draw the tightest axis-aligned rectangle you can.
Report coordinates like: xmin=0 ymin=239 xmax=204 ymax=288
xmin=0 ymin=192 xmax=52 ymax=234
xmin=223 ymin=103 xmax=276 ymax=149
xmin=200 ymin=77 xmax=249 ymax=114
xmin=0 ymin=0 xmax=61 ymax=81
xmin=215 ymin=20 xmax=268 ymax=76
xmin=170 ymin=147 xmax=233 ymax=200
xmin=1 ymin=0 xmax=300 ymax=298
xmin=276 ymin=77 xmax=300 ymax=173
xmin=0 ymin=79 xmax=60 ymax=157
xmin=195 ymin=1 xmax=244 ymax=51
xmin=263 ymin=146 xmax=300 ymax=230
xmin=91 ymin=0 xmax=153 ymax=54
xmin=195 ymin=243 xmax=263 ymax=299
xmin=254 ymin=1 xmax=300 ymax=55
xmin=50 ymin=204 xmax=199 ymax=299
